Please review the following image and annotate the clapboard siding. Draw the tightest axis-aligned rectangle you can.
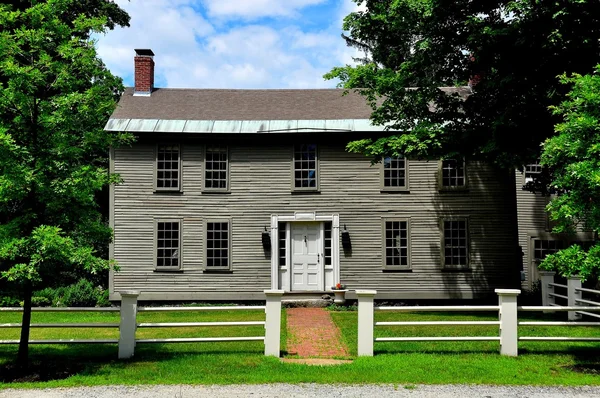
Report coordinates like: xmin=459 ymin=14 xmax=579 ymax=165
xmin=111 ymin=135 xmax=519 ymax=300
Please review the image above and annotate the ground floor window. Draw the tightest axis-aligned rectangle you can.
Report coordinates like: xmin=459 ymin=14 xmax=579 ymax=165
xmin=383 ymin=219 xmax=410 ymax=268
xmin=206 ymin=221 xmax=230 ymax=269
xmin=156 ymin=220 xmax=181 ymax=269
xmin=443 ymin=219 xmax=468 ymax=268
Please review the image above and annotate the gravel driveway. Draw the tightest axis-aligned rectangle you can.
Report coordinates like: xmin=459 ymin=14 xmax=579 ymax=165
xmin=2 ymin=384 xmax=600 ymax=397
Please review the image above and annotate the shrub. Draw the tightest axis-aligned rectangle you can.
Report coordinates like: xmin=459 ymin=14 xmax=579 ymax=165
xmin=62 ymin=279 xmax=99 ymax=307
xmin=0 ymin=296 xmax=20 ymax=307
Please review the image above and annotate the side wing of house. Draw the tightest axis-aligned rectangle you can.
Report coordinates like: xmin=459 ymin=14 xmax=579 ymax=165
xmin=516 ymin=166 xmax=595 ymax=290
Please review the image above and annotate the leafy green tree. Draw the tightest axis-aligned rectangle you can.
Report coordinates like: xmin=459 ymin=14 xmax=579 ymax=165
xmin=0 ymin=0 xmax=132 ymax=366
xmin=539 ymin=69 xmax=600 ymax=281
xmin=326 ymin=0 xmax=600 ymax=166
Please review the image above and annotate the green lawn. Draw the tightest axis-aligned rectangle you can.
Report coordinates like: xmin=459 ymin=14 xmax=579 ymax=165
xmin=0 ymin=308 xmax=599 ymax=388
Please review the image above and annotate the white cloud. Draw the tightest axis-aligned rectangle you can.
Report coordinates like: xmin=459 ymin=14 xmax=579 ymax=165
xmin=96 ymin=0 xmax=366 ymax=89
xmin=201 ymin=0 xmax=327 ymax=20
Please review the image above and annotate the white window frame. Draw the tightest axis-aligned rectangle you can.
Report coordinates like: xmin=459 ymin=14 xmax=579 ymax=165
xmin=204 ymin=219 xmax=232 ymax=271
xmin=382 ymin=218 xmax=411 ymax=269
xmin=292 ymin=144 xmax=319 ymax=191
xmin=154 ymin=218 xmax=182 ymax=271
xmin=203 ymin=146 xmax=229 ymax=192
xmin=381 ymin=156 xmax=409 ymax=191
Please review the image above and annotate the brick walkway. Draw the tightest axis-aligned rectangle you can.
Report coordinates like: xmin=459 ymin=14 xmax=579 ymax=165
xmin=286 ymin=308 xmax=349 ymax=358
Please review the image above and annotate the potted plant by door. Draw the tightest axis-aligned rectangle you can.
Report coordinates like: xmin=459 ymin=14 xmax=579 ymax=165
xmin=331 ymin=283 xmax=348 ymax=305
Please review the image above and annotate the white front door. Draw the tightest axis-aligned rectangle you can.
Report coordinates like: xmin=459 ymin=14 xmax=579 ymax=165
xmin=291 ymin=222 xmax=322 ymax=291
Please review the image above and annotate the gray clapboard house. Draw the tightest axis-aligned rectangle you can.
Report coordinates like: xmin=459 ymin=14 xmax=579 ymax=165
xmin=105 ymin=49 xmax=521 ymax=301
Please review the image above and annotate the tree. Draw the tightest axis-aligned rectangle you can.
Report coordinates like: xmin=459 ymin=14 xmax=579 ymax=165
xmin=0 ymin=0 xmax=132 ymax=367
xmin=538 ymin=68 xmax=600 ymax=282
xmin=325 ymin=0 xmax=600 ymax=166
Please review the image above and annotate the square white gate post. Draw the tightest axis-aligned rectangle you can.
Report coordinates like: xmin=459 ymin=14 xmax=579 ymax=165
xmin=264 ymin=290 xmax=284 ymax=357
xmin=539 ymin=271 xmax=555 ymax=313
xmin=118 ymin=291 xmax=139 ymax=359
xmin=567 ymin=276 xmax=582 ymax=321
xmin=496 ymin=289 xmax=520 ymax=357
xmin=357 ymin=290 xmax=377 ymax=357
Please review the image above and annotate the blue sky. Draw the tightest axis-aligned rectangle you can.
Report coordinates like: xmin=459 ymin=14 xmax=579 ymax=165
xmin=96 ymin=0 xmax=365 ymax=89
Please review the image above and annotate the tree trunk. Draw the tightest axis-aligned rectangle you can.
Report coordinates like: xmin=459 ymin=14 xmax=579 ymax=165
xmin=17 ymin=284 xmax=32 ymax=369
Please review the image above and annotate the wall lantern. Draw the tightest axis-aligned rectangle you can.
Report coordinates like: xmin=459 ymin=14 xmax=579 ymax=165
xmin=341 ymin=224 xmax=352 ymax=251
xmin=261 ymin=227 xmax=271 ymax=251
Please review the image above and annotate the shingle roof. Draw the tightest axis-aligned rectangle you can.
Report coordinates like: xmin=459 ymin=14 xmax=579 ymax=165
xmin=111 ymin=88 xmax=375 ymax=121
xmin=110 ymin=87 xmax=472 ymax=121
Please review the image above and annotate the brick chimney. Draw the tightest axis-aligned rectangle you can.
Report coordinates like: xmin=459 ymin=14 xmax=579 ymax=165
xmin=134 ymin=49 xmax=155 ymax=95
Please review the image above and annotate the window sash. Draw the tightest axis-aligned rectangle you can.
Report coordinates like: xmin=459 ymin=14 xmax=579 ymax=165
xmin=533 ymin=239 xmax=563 ymax=262
xmin=441 ymin=159 xmax=465 ymax=187
xmin=382 ymin=156 xmax=407 ymax=189
xmin=204 ymin=146 xmax=228 ymax=190
xmin=206 ymin=221 xmax=230 ymax=269
xmin=156 ymin=220 xmax=181 ymax=269
xmin=443 ymin=219 xmax=468 ymax=267
xmin=293 ymin=144 xmax=318 ymax=190
xmin=156 ymin=145 xmax=180 ymax=191
xmin=383 ymin=219 xmax=410 ymax=268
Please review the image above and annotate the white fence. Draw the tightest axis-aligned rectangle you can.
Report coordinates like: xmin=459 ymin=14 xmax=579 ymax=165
xmin=540 ymin=272 xmax=600 ymax=320
xmin=356 ymin=289 xmax=600 ymax=357
xmin=0 ymin=290 xmax=283 ymax=359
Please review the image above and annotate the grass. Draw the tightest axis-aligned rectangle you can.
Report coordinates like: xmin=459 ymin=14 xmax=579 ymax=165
xmin=0 ymin=308 xmax=599 ymax=388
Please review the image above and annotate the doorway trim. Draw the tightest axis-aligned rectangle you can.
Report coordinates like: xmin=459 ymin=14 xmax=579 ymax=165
xmin=270 ymin=212 xmax=340 ymax=291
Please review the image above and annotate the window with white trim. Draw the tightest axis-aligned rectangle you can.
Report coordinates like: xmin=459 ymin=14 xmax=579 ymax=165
xmin=382 ymin=156 xmax=407 ymax=190
xmin=324 ymin=221 xmax=332 ymax=266
xmin=206 ymin=221 xmax=230 ymax=269
xmin=524 ymin=163 xmax=542 ymax=184
xmin=278 ymin=222 xmax=286 ymax=267
xmin=156 ymin=144 xmax=180 ymax=190
xmin=383 ymin=219 xmax=410 ymax=268
xmin=204 ymin=146 xmax=228 ymax=190
xmin=441 ymin=159 xmax=465 ymax=188
xmin=293 ymin=144 xmax=318 ymax=189
xmin=156 ymin=220 xmax=181 ymax=269
xmin=532 ymin=239 xmax=563 ymax=263
xmin=443 ymin=219 xmax=468 ymax=267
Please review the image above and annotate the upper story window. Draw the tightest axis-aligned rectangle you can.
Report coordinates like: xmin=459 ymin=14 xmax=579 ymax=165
xmin=382 ymin=156 xmax=408 ymax=190
xmin=206 ymin=221 xmax=230 ymax=270
xmin=204 ymin=146 xmax=228 ymax=191
xmin=441 ymin=159 xmax=466 ymax=188
xmin=156 ymin=220 xmax=181 ymax=269
xmin=524 ymin=163 xmax=543 ymax=184
xmin=293 ymin=144 xmax=318 ymax=190
xmin=156 ymin=144 xmax=180 ymax=191
xmin=443 ymin=219 xmax=469 ymax=268
xmin=383 ymin=219 xmax=410 ymax=269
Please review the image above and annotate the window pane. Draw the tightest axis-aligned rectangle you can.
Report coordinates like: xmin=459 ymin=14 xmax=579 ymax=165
xmin=383 ymin=156 xmax=406 ymax=188
xmin=385 ymin=220 xmax=408 ymax=267
xmin=205 ymin=147 xmax=228 ymax=190
xmin=442 ymin=159 xmax=465 ymax=187
xmin=207 ymin=222 xmax=230 ymax=268
xmin=294 ymin=144 xmax=318 ymax=188
xmin=157 ymin=145 xmax=180 ymax=189
xmin=157 ymin=221 xmax=180 ymax=268
xmin=444 ymin=220 xmax=467 ymax=266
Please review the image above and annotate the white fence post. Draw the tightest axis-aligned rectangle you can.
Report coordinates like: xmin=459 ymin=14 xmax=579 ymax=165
xmin=567 ymin=276 xmax=582 ymax=321
xmin=118 ymin=290 xmax=139 ymax=359
xmin=539 ymin=271 xmax=555 ymax=313
xmin=496 ymin=289 xmax=520 ymax=357
xmin=264 ymin=290 xmax=284 ymax=357
xmin=357 ymin=290 xmax=377 ymax=357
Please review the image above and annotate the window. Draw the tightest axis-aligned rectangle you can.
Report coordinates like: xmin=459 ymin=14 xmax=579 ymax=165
xmin=278 ymin=222 xmax=286 ymax=267
xmin=383 ymin=219 xmax=410 ymax=268
xmin=324 ymin=221 xmax=332 ymax=266
xmin=441 ymin=159 xmax=466 ymax=188
xmin=382 ymin=156 xmax=408 ymax=190
xmin=443 ymin=219 xmax=468 ymax=268
xmin=524 ymin=163 xmax=542 ymax=184
xmin=156 ymin=220 xmax=181 ymax=269
xmin=204 ymin=146 xmax=228 ymax=190
xmin=293 ymin=144 xmax=318 ymax=190
xmin=206 ymin=221 xmax=230 ymax=269
xmin=533 ymin=239 xmax=563 ymax=263
xmin=156 ymin=144 xmax=180 ymax=191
